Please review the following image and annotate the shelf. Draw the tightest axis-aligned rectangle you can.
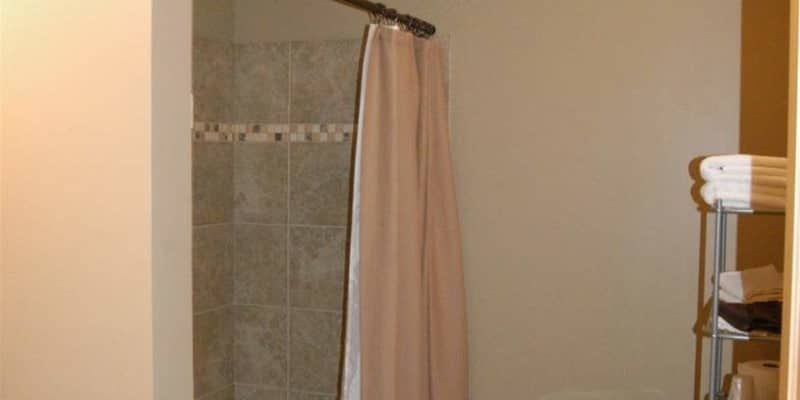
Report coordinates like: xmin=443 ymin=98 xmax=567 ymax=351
xmin=703 ymin=327 xmax=781 ymax=343
xmin=700 ymin=198 xmax=784 ymax=399
xmin=704 ymin=207 xmax=785 ymax=216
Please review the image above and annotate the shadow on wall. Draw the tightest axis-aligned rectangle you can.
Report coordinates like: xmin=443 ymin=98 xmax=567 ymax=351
xmin=734 ymin=0 xmax=789 ymax=366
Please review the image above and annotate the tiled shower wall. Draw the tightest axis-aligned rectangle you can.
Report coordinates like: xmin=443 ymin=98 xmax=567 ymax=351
xmin=192 ymin=35 xmax=362 ymax=400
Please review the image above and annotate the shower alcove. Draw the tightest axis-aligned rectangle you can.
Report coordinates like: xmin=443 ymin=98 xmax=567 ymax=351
xmin=192 ymin=1 xmax=364 ymax=398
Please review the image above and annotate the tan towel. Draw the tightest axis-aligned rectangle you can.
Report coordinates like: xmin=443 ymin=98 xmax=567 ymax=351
xmin=719 ymin=265 xmax=783 ymax=304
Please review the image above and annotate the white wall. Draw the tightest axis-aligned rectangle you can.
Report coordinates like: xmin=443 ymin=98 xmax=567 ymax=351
xmin=232 ymin=1 xmax=743 ymax=399
xmin=0 ymin=0 xmax=192 ymax=398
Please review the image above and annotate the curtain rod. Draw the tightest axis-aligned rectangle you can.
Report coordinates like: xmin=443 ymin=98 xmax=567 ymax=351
xmin=336 ymin=0 xmax=436 ymax=38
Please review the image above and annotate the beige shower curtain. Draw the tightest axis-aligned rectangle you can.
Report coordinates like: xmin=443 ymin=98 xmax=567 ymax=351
xmin=341 ymin=25 xmax=468 ymax=400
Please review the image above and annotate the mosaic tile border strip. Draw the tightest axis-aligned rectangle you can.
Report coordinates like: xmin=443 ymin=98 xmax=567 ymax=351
xmin=193 ymin=122 xmax=354 ymax=143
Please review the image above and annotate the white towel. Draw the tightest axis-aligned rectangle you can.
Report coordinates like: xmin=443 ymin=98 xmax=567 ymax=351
xmin=718 ymin=265 xmax=783 ymax=304
xmin=702 ymin=182 xmax=786 ymax=197
xmin=700 ymin=155 xmax=787 ymax=187
xmin=700 ymin=183 xmax=785 ymax=210
xmin=718 ymin=316 xmax=748 ymax=335
xmin=701 ymin=154 xmax=787 ymax=172
xmin=701 ymin=174 xmax=787 ymax=188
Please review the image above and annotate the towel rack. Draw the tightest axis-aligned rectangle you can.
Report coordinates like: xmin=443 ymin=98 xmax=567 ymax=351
xmin=704 ymin=202 xmax=784 ymax=400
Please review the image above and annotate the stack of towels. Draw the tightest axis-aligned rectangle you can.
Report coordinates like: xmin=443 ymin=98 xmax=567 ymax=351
xmin=699 ymin=155 xmax=788 ymax=211
xmin=716 ymin=265 xmax=783 ymax=335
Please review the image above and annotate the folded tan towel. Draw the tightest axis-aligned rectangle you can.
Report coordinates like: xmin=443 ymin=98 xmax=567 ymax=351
xmin=719 ymin=265 xmax=783 ymax=304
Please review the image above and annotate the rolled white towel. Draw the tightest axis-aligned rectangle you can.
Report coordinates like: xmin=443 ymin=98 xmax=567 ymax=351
xmin=701 ymin=154 xmax=787 ymax=170
xmin=701 ymin=182 xmax=785 ymax=210
xmin=703 ymin=182 xmax=785 ymax=197
xmin=700 ymin=155 xmax=787 ymax=184
xmin=702 ymin=173 xmax=787 ymax=188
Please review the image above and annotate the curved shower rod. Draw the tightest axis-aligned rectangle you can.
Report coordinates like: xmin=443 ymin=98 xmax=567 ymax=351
xmin=335 ymin=0 xmax=437 ymax=38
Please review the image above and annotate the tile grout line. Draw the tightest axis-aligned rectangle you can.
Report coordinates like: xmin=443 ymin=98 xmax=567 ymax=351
xmin=193 ymin=304 xmax=232 ymax=317
xmin=285 ymin=39 xmax=294 ymax=400
xmin=193 ymin=222 xmax=233 ymax=229
xmin=231 ymin=215 xmax=238 ymax=392
xmin=231 ymin=39 xmax=239 ymax=396
xmin=236 ymin=222 xmax=346 ymax=229
xmin=292 ymin=306 xmax=343 ymax=314
xmin=290 ymin=388 xmax=338 ymax=397
xmin=234 ymin=303 xmax=343 ymax=314
xmin=234 ymin=382 xmax=337 ymax=398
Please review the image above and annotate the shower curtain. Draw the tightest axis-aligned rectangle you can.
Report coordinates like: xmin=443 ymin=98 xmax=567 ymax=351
xmin=341 ymin=25 xmax=468 ymax=400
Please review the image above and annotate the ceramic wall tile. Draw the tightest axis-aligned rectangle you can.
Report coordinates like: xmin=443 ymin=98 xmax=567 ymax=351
xmin=290 ymin=40 xmax=361 ymax=124
xmin=289 ymin=143 xmax=352 ymax=226
xmin=289 ymin=310 xmax=342 ymax=394
xmin=194 ymin=142 xmax=234 ymax=225
xmin=234 ymin=143 xmax=288 ymax=224
xmin=289 ymin=227 xmax=346 ymax=310
xmin=234 ymin=306 xmax=288 ymax=387
xmin=194 ymin=38 xmax=234 ymax=122
xmin=234 ymin=42 xmax=290 ymax=122
xmin=194 ymin=307 xmax=234 ymax=397
xmin=201 ymin=385 xmax=235 ymax=400
xmin=234 ymin=384 xmax=286 ymax=400
xmin=234 ymin=224 xmax=287 ymax=306
xmin=194 ymin=225 xmax=234 ymax=312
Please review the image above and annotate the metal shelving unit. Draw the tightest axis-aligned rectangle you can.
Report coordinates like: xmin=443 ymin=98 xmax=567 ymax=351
xmin=705 ymin=202 xmax=783 ymax=400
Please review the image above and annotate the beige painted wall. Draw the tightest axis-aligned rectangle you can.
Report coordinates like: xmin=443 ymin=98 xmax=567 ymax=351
xmin=232 ymin=1 xmax=743 ymax=399
xmin=0 ymin=0 xmax=192 ymax=398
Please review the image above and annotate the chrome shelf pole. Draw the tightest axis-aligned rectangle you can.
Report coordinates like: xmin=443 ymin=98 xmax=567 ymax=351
xmin=709 ymin=200 xmax=726 ymax=400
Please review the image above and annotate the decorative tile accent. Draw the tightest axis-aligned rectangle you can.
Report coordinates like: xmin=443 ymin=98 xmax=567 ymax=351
xmin=236 ymin=124 xmax=289 ymax=143
xmin=195 ymin=122 xmax=235 ymax=132
xmin=194 ymin=121 xmax=353 ymax=143
xmin=194 ymin=122 xmax=235 ymax=143
xmin=289 ymin=124 xmax=354 ymax=143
